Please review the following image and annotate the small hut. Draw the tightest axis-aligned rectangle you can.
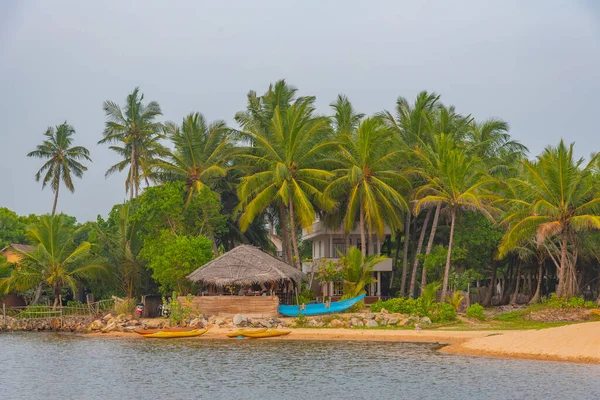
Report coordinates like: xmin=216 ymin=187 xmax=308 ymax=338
xmin=185 ymin=245 xmax=306 ymax=317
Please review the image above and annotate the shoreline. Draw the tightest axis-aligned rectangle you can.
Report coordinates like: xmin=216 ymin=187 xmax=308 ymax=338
xmin=9 ymin=321 xmax=599 ymax=365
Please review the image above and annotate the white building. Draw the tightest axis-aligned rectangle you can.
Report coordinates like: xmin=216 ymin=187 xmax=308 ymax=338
xmin=302 ymin=219 xmax=393 ymax=299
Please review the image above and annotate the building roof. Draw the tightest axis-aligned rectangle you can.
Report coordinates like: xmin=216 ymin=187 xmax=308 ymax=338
xmin=187 ymin=245 xmax=305 ymax=287
xmin=1 ymin=244 xmax=36 ymax=253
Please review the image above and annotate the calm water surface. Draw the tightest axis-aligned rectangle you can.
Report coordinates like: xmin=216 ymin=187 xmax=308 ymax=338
xmin=1 ymin=333 xmax=599 ymax=399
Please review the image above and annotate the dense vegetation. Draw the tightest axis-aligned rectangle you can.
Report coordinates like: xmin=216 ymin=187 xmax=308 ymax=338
xmin=2 ymin=80 xmax=600 ymax=308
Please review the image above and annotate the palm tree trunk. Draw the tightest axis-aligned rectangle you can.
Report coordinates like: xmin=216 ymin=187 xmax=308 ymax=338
xmin=557 ymin=231 xmax=568 ymax=297
xmin=129 ymin=143 xmax=136 ymax=201
xmin=420 ymin=203 xmax=441 ymax=292
xmin=441 ymin=208 xmax=456 ymax=300
xmin=51 ymin=184 xmax=60 ymax=216
xmin=32 ymin=282 xmax=43 ymax=305
xmin=288 ymin=197 xmax=302 ymax=269
xmin=279 ymin=202 xmax=292 ymax=265
xmin=529 ymin=257 xmax=544 ymax=304
xmin=359 ymin=201 xmax=366 ymax=258
xmin=400 ymin=211 xmax=411 ymax=296
xmin=391 ymin=231 xmax=401 ymax=290
xmin=511 ymin=261 xmax=522 ymax=305
xmin=409 ymin=208 xmax=432 ymax=298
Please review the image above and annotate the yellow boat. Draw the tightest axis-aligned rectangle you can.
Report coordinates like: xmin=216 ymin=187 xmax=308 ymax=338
xmin=141 ymin=328 xmax=208 ymax=338
xmin=226 ymin=328 xmax=267 ymax=338
xmin=240 ymin=329 xmax=291 ymax=338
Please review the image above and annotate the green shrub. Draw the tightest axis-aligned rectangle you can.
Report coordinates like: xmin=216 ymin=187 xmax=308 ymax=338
xmin=163 ymin=293 xmax=194 ymax=326
xmin=114 ymin=298 xmax=137 ymax=315
xmin=543 ymin=294 xmax=594 ymax=309
xmin=294 ymin=314 xmax=308 ymax=327
xmin=370 ymin=297 xmax=420 ymax=315
xmin=295 ymin=289 xmax=316 ymax=305
xmin=466 ymin=303 xmax=486 ymax=321
xmin=430 ymin=302 xmax=457 ymax=323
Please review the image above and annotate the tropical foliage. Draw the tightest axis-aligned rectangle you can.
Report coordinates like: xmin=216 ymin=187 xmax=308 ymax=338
xmin=8 ymin=81 xmax=600 ymax=309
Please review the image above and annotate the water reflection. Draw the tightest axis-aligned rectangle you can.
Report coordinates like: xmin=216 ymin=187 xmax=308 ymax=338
xmin=0 ymin=333 xmax=599 ymax=400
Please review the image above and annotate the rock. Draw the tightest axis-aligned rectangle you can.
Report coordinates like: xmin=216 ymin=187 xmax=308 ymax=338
xmin=214 ymin=318 xmax=226 ymax=326
xmin=189 ymin=318 xmax=205 ymax=328
xmin=398 ymin=318 xmax=411 ymax=326
xmin=309 ymin=319 xmax=324 ymax=327
xmin=365 ymin=313 xmax=376 ymax=320
xmin=415 ymin=323 xmax=422 ymax=331
xmin=380 ymin=308 xmax=389 ymax=314
xmin=366 ymin=320 xmax=378 ymax=328
xmin=387 ymin=317 xmax=399 ymax=325
xmin=102 ymin=321 xmax=118 ymax=333
xmin=233 ymin=314 xmax=248 ymax=326
xmin=351 ymin=318 xmax=363 ymax=327
xmin=144 ymin=319 xmax=162 ymax=329
xmin=256 ymin=319 xmax=272 ymax=328
xmin=89 ymin=319 xmax=104 ymax=331
xmin=123 ymin=326 xmax=138 ymax=332
xmin=102 ymin=313 xmax=113 ymax=322
xmin=329 ymin=319 xmax=345 ymax=328
xmin=421 ymin=317 xmax=432 ymax=325
xmin=116 ymin=314 xmax=126 ymax=321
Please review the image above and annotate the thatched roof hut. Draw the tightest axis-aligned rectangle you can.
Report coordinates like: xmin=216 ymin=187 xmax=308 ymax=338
xmin=186 ymin=245 xmax=305 ymax=287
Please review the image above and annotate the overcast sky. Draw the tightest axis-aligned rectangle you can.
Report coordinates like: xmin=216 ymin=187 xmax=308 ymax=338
xmin=1 ymin=0 xmax=599 ymax=222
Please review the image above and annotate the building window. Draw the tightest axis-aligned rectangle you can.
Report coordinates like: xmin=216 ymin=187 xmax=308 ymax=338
xmin=333 ymin=281 xmax=343 ymax=296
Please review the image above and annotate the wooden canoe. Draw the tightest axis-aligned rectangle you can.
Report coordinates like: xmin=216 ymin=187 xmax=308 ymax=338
xmin=226 ymin=328 xmax=267 ymax=338
xmin=141 ymin=328 xmax=208 ymax=338
xmin=135 ymin=327 xmax=195 ymax=335
xmin=240 ymin=329 xmax=291 ymax=338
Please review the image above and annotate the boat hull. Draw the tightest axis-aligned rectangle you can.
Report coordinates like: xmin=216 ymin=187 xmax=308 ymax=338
xmin=226 ymin=328 xmax=267 ymax=338
xmin=141 ymin=328 xmax=208 ymax=338
xmin=278 ymin=294 xmax=366 ymax=317
xmin=240 ymin=329 xmax=291 ymax=338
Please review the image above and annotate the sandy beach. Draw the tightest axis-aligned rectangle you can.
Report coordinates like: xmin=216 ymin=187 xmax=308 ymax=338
xmin=441 ymin=322 xmax=600 ymax=364
xmin=80 ymin=322 xmax=600 ymax=364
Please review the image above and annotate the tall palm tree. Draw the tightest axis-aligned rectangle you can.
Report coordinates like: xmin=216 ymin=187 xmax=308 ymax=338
xmin=27 ymin=122 xmax=91 ymax=215
xmin=499 ymin=140 xmax=600 ymax=298
xmin=153 ymin=112 xmax=236 ymax=204
xmin=235 ymin=80 xmax=299 ymax=264
xmin=99 ymin=87 xmax=164 ymax=200
xmin=325 ymin=117 xmax=409 ymax=258
xmin=0 ymin=215 xmax=104 ymax=309
xmin=237 ymin=96 xmax=335 ymax=268
xmin=412 ymin=134 xmax=498 ymax=299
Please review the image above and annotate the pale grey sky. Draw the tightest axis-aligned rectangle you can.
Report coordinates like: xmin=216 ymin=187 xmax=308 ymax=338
xmin=1 ymin=0 xmax=599 ymax=222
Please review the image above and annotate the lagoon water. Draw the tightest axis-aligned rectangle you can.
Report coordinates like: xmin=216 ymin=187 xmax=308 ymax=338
xmin=1 ymin=333 xmax=599 ymax=400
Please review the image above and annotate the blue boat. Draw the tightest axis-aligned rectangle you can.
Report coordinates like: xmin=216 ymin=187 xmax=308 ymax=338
xmin=278 ymin=294 xmax=366 ymax=317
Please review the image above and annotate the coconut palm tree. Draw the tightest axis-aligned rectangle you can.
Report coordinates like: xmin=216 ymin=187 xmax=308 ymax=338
xmin=412 ymin=134 xmax=498 ymax=299
xmin=325 ymin=117 xmax=409 ymax=258
xmin=0 ymin=215 xmax=105 ymax=309
xmin=27 ymin=122 xmax=91 ymax=215
xmin=153 ymin=112 xmax=236 ymax=204
xmin=341 ymin=246 xmax=387 ymax=297
xmin=235 ymin=80 xmax=299 ymax=264
xmin=99 ymin=87 xmax=165 ymax=200
xmin=237 ymin=95 xmax=335 ymax=268
xmin=499 ymin=140 xmax=600 ymax=298
xmin=93 ymin=203 xmax=142 ymax=298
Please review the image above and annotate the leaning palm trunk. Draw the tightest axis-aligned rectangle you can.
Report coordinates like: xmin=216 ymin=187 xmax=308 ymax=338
xmin=129 ymin=143 xmax=136 ymax=201
xmin=510 ymin=261 xmax=522 ymax=305
xmin=482 ymin=264 xmax=497 ymax=306
xmin=529 ymin=257 xmax=544 ymax=304
xmin=409 ymin=208 xmax=432 ymax=298
xmin=32 ymin=282 xmax=43 ymax=305
xmin=441 ymin=208 xmax=457 ymax=300
xmin=288 ymin=198 xmax=302 ymax=269
xmin=420 ymin=203 xmax=440 ymax=292
xmin=400 ymin=211 xmax=411 ymax=296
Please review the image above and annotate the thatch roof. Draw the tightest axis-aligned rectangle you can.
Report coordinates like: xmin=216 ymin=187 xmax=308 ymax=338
xmin=186 ymin=245 xmax=306 ymax=287
xmin=1 ymin=244 xmax=36 ymax=253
